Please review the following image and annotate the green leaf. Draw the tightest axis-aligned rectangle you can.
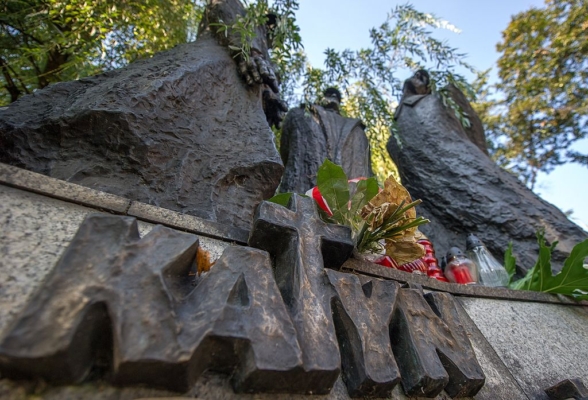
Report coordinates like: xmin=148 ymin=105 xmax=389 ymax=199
xmin=536 ymin=231 xmax=559 ymax=291
xmin=511 ymin=231 xmax=554 ymax=291
xmin=509 ymin=271 xmax=531 ymax=291
xmin=504 ymin=242 xmax=517 ymax=283
xmin=316 ymin=159 xmax=350 ymax=225
xmin=347 ymin=177 xmax=379 ymax=244
xmin=349 ymin=177 xmax=379 ymax=217
xmin=509 ymin=230 xmax=588 ymax=300
xmin=267 ymin=192 xmax=293 ymax=207
xmin=542 ymin=238 xmax=588 ymax=300
xmin=371 ymin=216 xmax=428 ymax=241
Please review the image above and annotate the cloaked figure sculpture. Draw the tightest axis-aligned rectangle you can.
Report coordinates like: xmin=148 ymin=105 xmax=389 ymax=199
xmin=279 ymin=88 xmax=373 ymax=193
xmin=0 ymin=0 xmax=286 ymax=230
xmin=388 ymin=70 xmax=587 ymax=275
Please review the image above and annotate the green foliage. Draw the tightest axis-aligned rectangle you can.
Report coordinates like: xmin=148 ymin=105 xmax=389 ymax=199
xmin=0 ymin=0 xmax=204 ymax=105
xmin=279 ymin=4 xmax=475 ymax=183
xmin=349 ymin=178 xmax=380 ymax=227
xmin=270 ymin=160 xmax=381 ymax=246
xmin=342 ymin=83 xmax=400 ymax=183
xmin=506 ymin=230 xmax=588 ymax=300
xmin=504 ymin=242 xmax=517 ymax=282
xmin=471 ymin=69 xmax=503 ymax=153
xmin=295 ymin=4 xmax=474 ymax=104
xmin=210 ymin=1 xmax=267 ymax=62
xmin=209 ymin=0 xmax=302 ymax=83
xmin=479 ymin=0 xmax=588 ymax=189
xmin=266 ymin=0 xmax=302 ymax=81
xmin=273 ymin=160 xmax=427 ymax=255
xmin=204 ymin=3 xmax=476 ymax=183
xmin=356 ymin=198 xmax=428 ymax=255
xmin=316 ymin=161 xmax=383 ymax=249
xmin=2 ymin=0 xmax=477 ymax=184
xmin=316 ymin=160 xmax=351 ymax=225
xmin=315 ymin=161 xmax=388 ymax=245
xmin=267 ymin=192 xmax=293 ymax=206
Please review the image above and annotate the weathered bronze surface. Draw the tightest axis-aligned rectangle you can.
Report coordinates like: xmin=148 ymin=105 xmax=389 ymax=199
xmin=0 ymin=0 xmax=283 ymax=231
xmin=545 ymin=378 xmax=588 ymax=400
xmin=0 ymin=215 xmax=199 ymax=388
xmin=390 ymin=289 xmax=485 ymax=397
xmin=389 ymin=71 xmax=587 ymax=275
xmin=0 ymin=208 xmax=485 ymax=398
xmin=248 ymin=194 xmax=354 ymax=393
xmin=0 ymin=215 xmax=305 ymax=393
xmin=279 ymin=89 xmax=372 ymax=193
xmin=327 ymin=270 xmax=401 ymax=397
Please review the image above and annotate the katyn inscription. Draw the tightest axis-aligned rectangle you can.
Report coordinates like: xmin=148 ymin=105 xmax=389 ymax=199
xmin=0 ymin=197 xmax=485 ymax=398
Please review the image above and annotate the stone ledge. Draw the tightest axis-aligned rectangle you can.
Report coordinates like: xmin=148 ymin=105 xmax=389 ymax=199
xmin=0 ymin=163 xmax=131 ymax=213
xmin=3 ymin=162 xmax=585 ymax=305
xmin=343 ymin=258 xmax=588 ymax=307
xmin=128 ymin=202 xmax=248 ymax=244
xmin=0 ymin=163 xmax=248 ymax=244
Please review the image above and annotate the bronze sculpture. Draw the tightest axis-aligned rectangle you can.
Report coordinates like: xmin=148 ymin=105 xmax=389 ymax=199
xmin=279 ymin=88 xmax=373 ymax=193
xmin=389 ymin=70 xmax=587 ymax=274
xmin=0 ymin=0 xmax=285 ymax=230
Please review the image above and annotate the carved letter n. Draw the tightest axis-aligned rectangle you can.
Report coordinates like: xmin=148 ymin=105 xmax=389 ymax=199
xmin=390 ymin=289 xmax=485 ymax=398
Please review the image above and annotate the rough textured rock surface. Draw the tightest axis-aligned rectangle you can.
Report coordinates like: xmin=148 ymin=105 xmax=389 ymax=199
xmin=0 ymin=214 xmax=200 ymax=390
xmin=388 ymin=92 xmax=587 ymax=274
xmin=279 ymin=106 xmax=372 ymax=193
xmin=545 ymin=378 xmax=588 ymax=400
xmin=0 ymin=32 xmax=283 ymax=230
xmin=445 ymin=84 xmax=489 ymax=156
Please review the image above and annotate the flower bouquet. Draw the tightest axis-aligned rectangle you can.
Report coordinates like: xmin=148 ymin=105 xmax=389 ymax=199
xmin=270 ymin=160 xmax=433 ymax=273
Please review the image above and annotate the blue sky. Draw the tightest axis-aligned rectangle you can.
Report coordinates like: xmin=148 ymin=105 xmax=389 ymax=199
xmin=293 ymin=0 xmax=588 ymax=229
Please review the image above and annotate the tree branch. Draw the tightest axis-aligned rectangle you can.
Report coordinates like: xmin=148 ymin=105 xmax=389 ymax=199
xmin=4 ymin=60 xmax=30 ymax=95
xmin=0 ymin=56 xmax=21 ymax=102
xmin=0 ymin=19 xmax=44 ymax=45
xmin=27 ymin=54 xmax=48 ymax=88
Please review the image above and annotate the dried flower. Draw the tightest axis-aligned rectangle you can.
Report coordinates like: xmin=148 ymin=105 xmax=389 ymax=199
xmin=357 ymin=176 xmax=428 ymax=261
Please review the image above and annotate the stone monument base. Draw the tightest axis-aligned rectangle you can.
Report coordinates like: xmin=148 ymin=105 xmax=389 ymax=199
xmin=0 ymin=164 xmax=586 ymax=400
